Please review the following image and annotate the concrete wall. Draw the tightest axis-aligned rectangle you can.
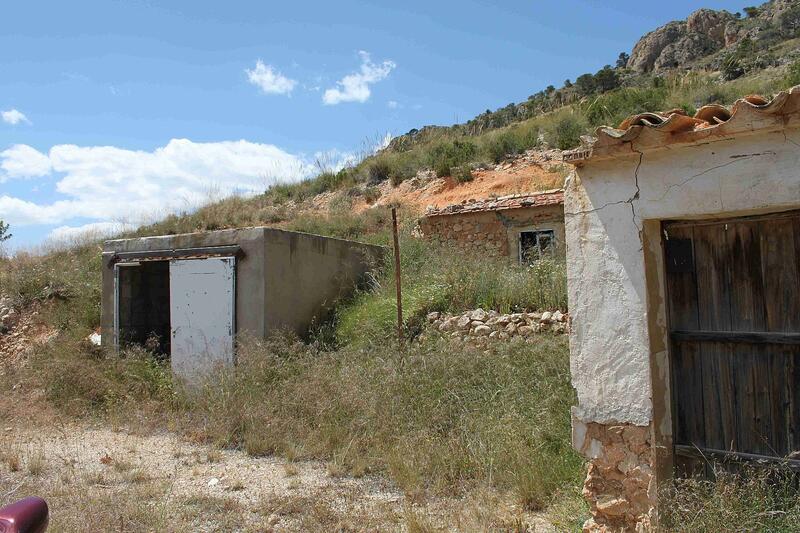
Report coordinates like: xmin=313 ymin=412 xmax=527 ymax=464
xmin=566 ymin=126 xmax=800 ymax=530
xmin=420 ymin=205 xmax=564 ymax=260
xmin=566 ymin=127 xmax=800 ymax=428
xmin=263 ymin=229 xmax=384 ymax=337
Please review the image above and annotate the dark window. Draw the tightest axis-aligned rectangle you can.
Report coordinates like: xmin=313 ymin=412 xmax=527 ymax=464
xmin=519 ymin=229 xmax=555 ymax=263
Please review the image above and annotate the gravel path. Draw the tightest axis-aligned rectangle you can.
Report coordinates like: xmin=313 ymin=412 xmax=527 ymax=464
xmin=0 ymin=423 xmax=554 ymax=532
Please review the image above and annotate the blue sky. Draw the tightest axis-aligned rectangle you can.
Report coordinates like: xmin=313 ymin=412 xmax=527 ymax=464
xmin=1 ymin=0 xmax=747 ymax=249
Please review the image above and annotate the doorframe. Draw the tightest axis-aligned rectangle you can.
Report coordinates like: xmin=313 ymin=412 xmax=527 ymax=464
xmin=113 ymin=261 xmax=141 ymax=353
xmin=642 ymin=219 xmax=675 ymax=492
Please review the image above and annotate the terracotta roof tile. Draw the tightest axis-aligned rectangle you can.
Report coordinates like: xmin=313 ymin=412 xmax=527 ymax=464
xmin=424 ymin=189 xmax=564 ymax=217
xmin=564 ymin=85 xmax=800 ymax=164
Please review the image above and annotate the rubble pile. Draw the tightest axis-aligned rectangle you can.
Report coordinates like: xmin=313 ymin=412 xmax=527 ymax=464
xmin=426 ymin=307 xmax=568 ymax=343
xmin=0 ymin=297 xmax=17 ymax=332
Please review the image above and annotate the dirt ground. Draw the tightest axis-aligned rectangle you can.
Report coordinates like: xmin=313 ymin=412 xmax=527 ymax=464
xmin=0 ymin=422 xmax=555 ymax=532
xmin=308 ymin=151 xmax=568 ymax=218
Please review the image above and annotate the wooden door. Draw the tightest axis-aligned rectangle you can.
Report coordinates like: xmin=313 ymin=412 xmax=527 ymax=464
xmin=664 ymin=211 xmax=800 ymax=475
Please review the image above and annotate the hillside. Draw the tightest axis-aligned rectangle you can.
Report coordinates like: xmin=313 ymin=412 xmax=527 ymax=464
xmin=5 ymin=2 xmax=800 ymax=530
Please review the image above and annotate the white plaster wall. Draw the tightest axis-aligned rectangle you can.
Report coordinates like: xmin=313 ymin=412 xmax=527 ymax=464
xmin=566 ymin=128 xmax=800 ymax=426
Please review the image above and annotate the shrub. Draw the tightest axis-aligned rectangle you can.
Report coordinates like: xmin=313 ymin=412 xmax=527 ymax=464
xmin=785 ymin=59 xmax=800 ymax=88
xmin=388 ymin=156 xmax=419 ymax=186
xmin=585 ymin=86 xmax=668 ymax=127
xmin=336 ymin=237 xmax=567 ymax=347
xmin=362 ymin=186 xmax=381 ymax=203
xmin=483 ymin=131 xmax=522 ymax=163
xmin=546 ymin=115 xmax=585 ymax=150
xmin=426 ymin=139 xmax=478 ymax=178
xmin=722 ymin=55 xmax=745 ymax=81
xmin=368 ymin=160 xmax=391 ymax=184
xmin=452 ymin=165 xmax=474 ymax=183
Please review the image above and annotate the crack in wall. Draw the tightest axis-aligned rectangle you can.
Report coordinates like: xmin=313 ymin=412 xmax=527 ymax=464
xmin=564 ymin=144 xmax=642 ymax=231
xmin=629 ymin=147 xmax=643 ymax=236
xmin=566 ymin=141 xmax=781 ymax=241
xmin=783 ymin=129 xmax=800 ymax=149
xmin=655 ymin=152 xmax=772 ymax=202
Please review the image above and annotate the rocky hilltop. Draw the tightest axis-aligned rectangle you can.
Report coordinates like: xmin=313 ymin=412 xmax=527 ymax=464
xmin=628 ymin=0 xmax=800 ymax=72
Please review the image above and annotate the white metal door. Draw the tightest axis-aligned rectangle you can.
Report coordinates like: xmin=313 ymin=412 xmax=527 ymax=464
xmin=169 ymin=257 xmax=235 ymax=378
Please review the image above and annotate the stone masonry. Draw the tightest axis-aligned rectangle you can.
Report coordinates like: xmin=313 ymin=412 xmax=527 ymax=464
xmin=572 ymin=419 xmax=655 ymax=532
xmin=419 ymin=190 xmax=565 ymax=259
xmin=426 ymin=308 xmax=568 ymax=343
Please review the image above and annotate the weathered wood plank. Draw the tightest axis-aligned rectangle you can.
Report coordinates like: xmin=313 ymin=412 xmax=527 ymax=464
xmin=664 ymin=225 xmax=705 ymax=449
xmin=759 ymin=217 xmax=800 ymax=333
xmin=674 ymin=444 xmax=800 ymax=471
xmin=672 ymin=331 xmax=800 ymax=344
xmin=693 ymin=225 xmax=736 ymax=451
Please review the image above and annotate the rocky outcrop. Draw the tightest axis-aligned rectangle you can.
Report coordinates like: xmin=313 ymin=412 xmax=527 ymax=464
xmin=686 ymin=8 xmax=732 ymax=42
xmin=653 ymin=32 xmax=720 ymax=71
xmin=627 ymin=8 xmax=735 ymax=72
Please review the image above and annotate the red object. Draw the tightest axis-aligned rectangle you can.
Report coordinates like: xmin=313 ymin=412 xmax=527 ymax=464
xmin=0 ymin=497 xmax=49 ymax=533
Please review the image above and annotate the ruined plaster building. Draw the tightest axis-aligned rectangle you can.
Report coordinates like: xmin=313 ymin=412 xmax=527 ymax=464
xmin=564 ymin=87 xmax=800 ymax=530
xmin=101 ymin=227 xmax=383 ymax=378
xmin=419 ymin=190 xmax=564 ymax=262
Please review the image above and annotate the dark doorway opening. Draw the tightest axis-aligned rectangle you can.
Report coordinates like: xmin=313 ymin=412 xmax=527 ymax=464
xmin=117 ymin=261 xmax=170 ymax=356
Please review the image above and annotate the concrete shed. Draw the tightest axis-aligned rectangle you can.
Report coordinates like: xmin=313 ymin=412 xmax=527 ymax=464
xmin=101 ymin=227 xmax=384 ymax=377
xmin=563 ymin=86 xmax=800 ymax=530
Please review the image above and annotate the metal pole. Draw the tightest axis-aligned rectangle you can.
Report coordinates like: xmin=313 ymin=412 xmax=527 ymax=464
xmin=391 ymin=207 xmax=403 ymax=345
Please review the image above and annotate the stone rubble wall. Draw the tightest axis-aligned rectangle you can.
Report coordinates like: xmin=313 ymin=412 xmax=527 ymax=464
xmin=572 ymin=418 xmax=655 ymax=532
xmin=419 ymin=205 xmax=565 ymax=259
xmin=420 ymin=211 xmax=510 ymax=257
xmin=426 ymin=308 xmax=568 ymax=343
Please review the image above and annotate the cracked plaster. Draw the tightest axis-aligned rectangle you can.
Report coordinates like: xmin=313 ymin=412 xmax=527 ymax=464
xmin=565 ymin=128 xmax=800 ymax=426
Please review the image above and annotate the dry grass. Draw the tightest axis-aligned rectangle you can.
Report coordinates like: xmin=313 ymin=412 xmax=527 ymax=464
xmin=660 ymin=467 xmax=800 ymax=532
xmin=183 ymin=331 xmax=583 ymax=516
xmin=26 ymin=451 xmax=47 ymax=476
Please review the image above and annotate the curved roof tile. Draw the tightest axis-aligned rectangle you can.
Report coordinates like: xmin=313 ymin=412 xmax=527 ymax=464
xmin=565 ymin=85 xmax=800 ymax=164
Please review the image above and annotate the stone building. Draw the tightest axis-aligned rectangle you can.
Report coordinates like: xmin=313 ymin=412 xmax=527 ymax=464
xmin=563 ymin=87 xmax=800 ymax=530
xmin=418 ymin=189 xmax=564 ymax=262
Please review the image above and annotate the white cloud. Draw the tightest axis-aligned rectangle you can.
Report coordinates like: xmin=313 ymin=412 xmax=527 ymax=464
xmin=48 ymin=222 xmax=135 ymax=243
xmin=378 ymin=132 xmax=393 ymax=150
xmin=0 ymin=139 xmax=319 ymax=227
xmin=246 ymin=61 xmax=298 ymax=95
xmin=323 ymin=51 xmax=396 ymax=105
xmin=1 ymin=144 xmax=52 ymax=182
xmin=2 ymin=109 xmax=30 ymax=125
xmin=387 ymin=100 xmax=399 ymax=109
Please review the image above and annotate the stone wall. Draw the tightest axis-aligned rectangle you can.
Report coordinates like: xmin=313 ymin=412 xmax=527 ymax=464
xmin=419 ymin=205 xmax=564 ymax=259
xmin=572 ymin=419 xmax=655 ymax=531
xmin=426 ymin=308 xmax=568 ymax=343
